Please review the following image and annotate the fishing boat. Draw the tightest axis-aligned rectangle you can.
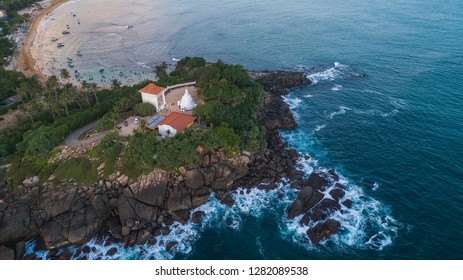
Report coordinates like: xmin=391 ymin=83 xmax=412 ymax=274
xmin=62 ymin=30 xmax=70 ymax=35
xmin=57 ymin=42 xmax=64 ymax=48
xmin=51 ymin=37 xmax=58 ymax=42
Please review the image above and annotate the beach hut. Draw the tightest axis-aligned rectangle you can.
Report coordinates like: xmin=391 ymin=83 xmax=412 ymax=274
xmin=157 ymin=112 xmax=196 ymax=137
xmin=158 ymin=124 xmax=177 ymax=138
xmin=138 ymin=83 xmax=167 ymax=112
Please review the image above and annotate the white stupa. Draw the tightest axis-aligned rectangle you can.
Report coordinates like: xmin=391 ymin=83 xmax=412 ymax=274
xmin=179 ymin=88 xmax=196 ymax=111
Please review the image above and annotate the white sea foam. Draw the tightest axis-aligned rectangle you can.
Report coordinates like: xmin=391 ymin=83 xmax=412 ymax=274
xmin=329 ymin=106 xmax=351 ymax=119
xmin=331 ymin=84 xmax=343 ymax=91
xmin=134 ymin=61 xmax=152 ymax=69
xmin=306 ymin=62 xmax=350 ymax=84
xmin=314 ymin=124 xmax=326 ymax=132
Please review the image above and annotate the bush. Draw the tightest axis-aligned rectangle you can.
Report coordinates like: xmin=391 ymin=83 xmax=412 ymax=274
xmin=134 ymin=102 xmax=156 ymax=116
xmin=54 ymin=158 xmax=98 ymax=186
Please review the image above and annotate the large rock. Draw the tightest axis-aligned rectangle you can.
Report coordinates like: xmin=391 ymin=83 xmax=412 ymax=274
xmin=0 ymin=200 xmax=35 ymax=244
xmin=249 ymin=71 xmax=310 ymax=95
xmin=287 ymin=186 xmax=324 ymax=219
xmin=306 ymin=172 xmax=330 ymax=190
xmin=22 ymin=176 xmax=39 ymax=188
xmin=166 ymin=185 xmax=192 ymax=211
xmin=306 ymin=219 xmax=340 ymax=244
xmin=170 ymin=210 xmax=190 ymax=225
xmin=39 ymin=188 xmax=78 ymax=217
xmin=117 ymin=196 xmax=160 ymax=228
xmin=0 ymin=246 xmax=15 ymax=260
xmin=184 ymin=169 xmax=204 ymax=190
xmin=258 ymin=94 xmax=297 ymax=132
xmin=128 ymin=169 xmax=169 ymax=207
xmin=191 ymin=211 xmax=204 ymax=224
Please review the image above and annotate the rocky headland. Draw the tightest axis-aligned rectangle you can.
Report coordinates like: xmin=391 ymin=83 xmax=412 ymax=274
xmin=0 ymin=70 xmax=350 ymax=259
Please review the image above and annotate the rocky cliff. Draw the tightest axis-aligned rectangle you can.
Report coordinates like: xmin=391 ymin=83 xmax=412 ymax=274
xmin=0 ymin=70 xmax=348 ymax=259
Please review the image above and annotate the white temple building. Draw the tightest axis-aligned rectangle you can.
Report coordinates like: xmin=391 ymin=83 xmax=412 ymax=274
xmin=178 ymin=88 xmax=197 ymax=111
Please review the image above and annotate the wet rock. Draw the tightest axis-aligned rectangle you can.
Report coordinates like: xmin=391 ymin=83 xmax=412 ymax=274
xmin=0 ymin=246 xmax=14 ymax=260
xmin=217 ymin=192 xmax=235 ymax=206
xmin=342 ymin=199 xmax=353 ymax=208
xmin=306 ymin=172 xmax=330 ymax=190
xmin=287 ymin=186 xmax=324 ymax=219
xmin=191 ymin=211 xmax=204 ymax=224
xmin=171 ymin=210 xmax=190 ymax=225
xmin=249 ymin=71 xmax=310 ymax=95
xmin=106 ymin=247 xmax=118 ymax=257
xmin=329 ymin=188 xmax=346 ymax=202
xmin=166 ymin=242 xmax=177 ymax=252
xmin=306 ymin=219 xmax=340 ymax=244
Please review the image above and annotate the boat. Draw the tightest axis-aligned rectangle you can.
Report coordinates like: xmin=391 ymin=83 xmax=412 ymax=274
xmin=57 ymin=42 xmax=64 ymax=48
xmin=76 ymin=51 xmax=83 ymax=56
xmin=62 ymin=30 xmax=70 ymax=35
xmin=99 ymin=67 xmax=104 ymax=73
xmin=172 ymin=57 xmax=181 ymax=62
xmin=51 ymin=37 xmax=58 ymax=42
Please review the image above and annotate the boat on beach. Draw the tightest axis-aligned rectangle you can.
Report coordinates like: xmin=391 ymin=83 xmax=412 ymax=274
xmin=51 ymin=37 xmax=58 ymax=42
xmin=62 ymin=30 xmax=70 ymax=35
xmin=57 ymin=42 xmax=64 ymax=48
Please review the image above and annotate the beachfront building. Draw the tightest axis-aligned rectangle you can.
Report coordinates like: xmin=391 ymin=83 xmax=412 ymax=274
xmin=138 ymin=83 xmax=167 ymax=112
xmin=178 ymin=88 xmax=197 ymax=111
xmin=145 ymin=112 xmax=196 ymax=138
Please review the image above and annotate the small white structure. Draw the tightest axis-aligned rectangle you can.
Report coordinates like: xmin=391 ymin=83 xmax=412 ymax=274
xmin=138 ymin=83 xmax=167 ymax=112
xmin=158 ymin=124 xmax=177 ymax=138
xmin=178 ymin=88 xmax=197 ymax=111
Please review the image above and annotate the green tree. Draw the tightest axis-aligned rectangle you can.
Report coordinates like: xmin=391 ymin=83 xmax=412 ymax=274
xmin=154 ymin=62 xmax=168 ymax=82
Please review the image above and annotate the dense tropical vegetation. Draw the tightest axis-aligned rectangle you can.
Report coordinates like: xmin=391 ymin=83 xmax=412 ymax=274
xmin=0 ymin=0 xmax=266 ymax=187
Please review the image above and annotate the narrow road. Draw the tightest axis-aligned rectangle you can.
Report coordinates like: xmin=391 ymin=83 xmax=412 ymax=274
xmin=64 ymin=120 xmax=109 ymax=147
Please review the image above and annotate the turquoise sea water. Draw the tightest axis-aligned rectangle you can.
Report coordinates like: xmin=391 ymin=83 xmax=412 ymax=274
xmin=28 ymin=0 xmax=463 ymax=259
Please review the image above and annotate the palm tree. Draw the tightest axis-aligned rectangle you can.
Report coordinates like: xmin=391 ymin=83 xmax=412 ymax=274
xmin=80 ymin=80 xmax=91 ymax=106
xmin=111 ymin=78 xmax=122 ymax=89
xmin=154 ymin=62 xmax=168 ymax=81
xmin=60 ymin=68 xmax=70 ymax=83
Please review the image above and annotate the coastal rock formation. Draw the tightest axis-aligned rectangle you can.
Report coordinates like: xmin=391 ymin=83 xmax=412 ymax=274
xmin=252 ymin=71 xmax=309 ymax=132
xmin=0 ymin=69 xmax=346 ymax=257
xmin=306 ymin=219 xmax=341 ymax=244
xmin=249 ymin=71 xmax=310 ymax=95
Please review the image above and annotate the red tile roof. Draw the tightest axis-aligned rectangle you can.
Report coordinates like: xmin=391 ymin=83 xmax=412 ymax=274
xmin=138 ymin=83 xmax=166 ymax=95
xmin=158 ymin=112 xmax=196 ymax=132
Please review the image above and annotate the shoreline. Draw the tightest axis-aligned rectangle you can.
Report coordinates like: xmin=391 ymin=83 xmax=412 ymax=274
xmin=15 ymin=0 xmax=69 ymax=82
xmin=0 ymin=70 xmax=350 ymax=259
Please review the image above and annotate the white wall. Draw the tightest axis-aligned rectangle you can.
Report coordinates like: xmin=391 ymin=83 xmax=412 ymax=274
xmin=141 ymin=92 xmax=160 ymax=111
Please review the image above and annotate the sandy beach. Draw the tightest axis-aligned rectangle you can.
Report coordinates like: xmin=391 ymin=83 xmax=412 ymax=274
xmin=15 ymin=0 xmax=68 ymax=82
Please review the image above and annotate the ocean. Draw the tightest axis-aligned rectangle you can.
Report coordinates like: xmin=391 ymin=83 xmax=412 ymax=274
xmin=27 ymin=0 xmax=463 ymax=259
